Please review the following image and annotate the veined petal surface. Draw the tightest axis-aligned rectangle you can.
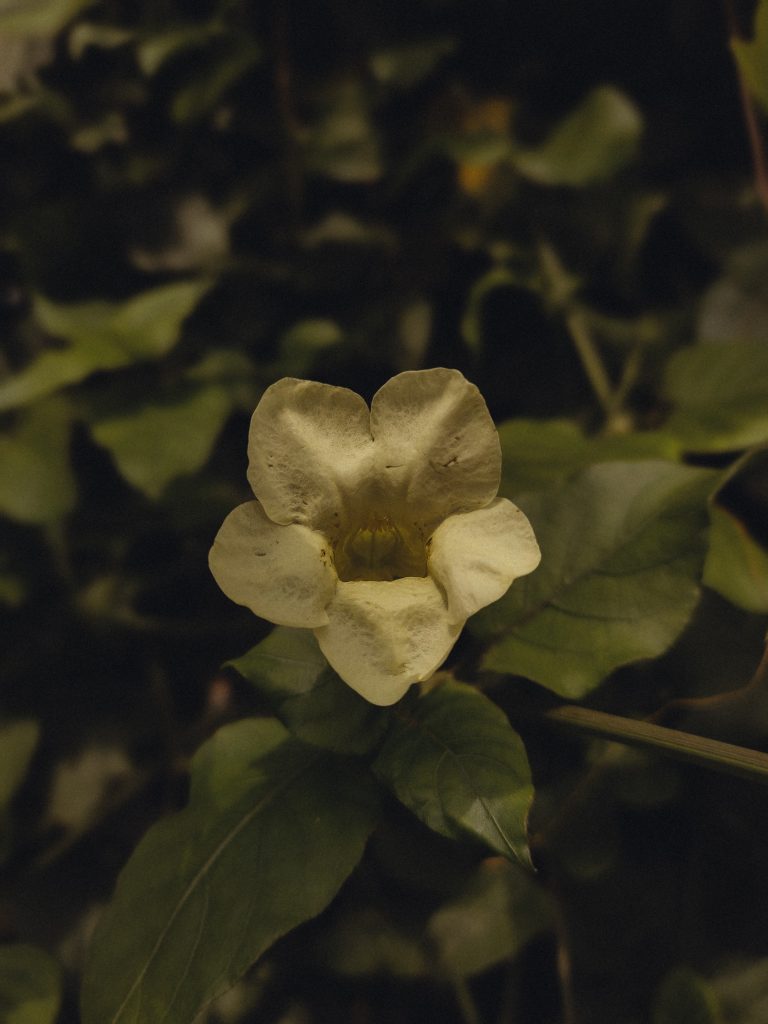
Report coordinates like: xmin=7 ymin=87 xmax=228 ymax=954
xmin=370 ymin=369 xmax=501 ymax=530
xmin=209 ymin=501 xmax=337 ymax=628
xmin=314 ymin=577 xmax=461 ymax=705
xmin=429 ymin=498 xmax=541 ymax=622
xmin=247 ymin=378 xmax=374 ymax=534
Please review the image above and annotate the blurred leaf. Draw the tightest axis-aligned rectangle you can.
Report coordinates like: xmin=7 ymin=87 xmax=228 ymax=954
xmin=664 ymin=341 xmax=768 ymax=450
xmin=370 ymin=36 xmax=456 ymax=89
xmin=171 ymin=37 xmax=262 ymax=123
xmin=461 ymin=266 xmax=528 ymax=352
xmin=0 ymin=280 xmax=212 ymax=412
xmin=512 ymin=86 xmax=642 ymax=186
xmin=653 ymin=967 xmax=722 ymax=1024
xmin=68 ymin=23 xmax=135 ymax=59
xmin=81 ymin=719 xmax=379 ymax=1024
xmin=228 ymin=627 xmax=388 ymax=756
xmin=475 ymin=462 xmax=714 ymax=699
xmin=0 ymin=945 xmax=61 ymax=1024
xmin=427 ymin=857 xmax=553 ymax=978
xmin=374 ymin=680 xmax=533 ymax=864
xmin=306 ymin=81 xmax=382 ymax=183
xmin=276 ymin=318 xmax=344 ymax=376
xmin=0 ymin=566 xmax=26 ymax=607
xmin=498 ymin=418 xmax=682 ymax=496
xmin=0 ymin=398 xmax=76 ymax=522
xmin=89 ymin=382 xmax=232 ymax=499
xmin=45 ymin=744 xmax=133 ymax=831
xmin=697 ymin=242 xmax=768 ymax=346
xmin=704 ymin=450 xmax=768 ymax=613
xmin=0 ymin=0 xmax=92 ymax=34
xmin=137 ymin=23 xmax=222 ymax=76
xmin=0 ymin=720 xmax=39 ymax=811
xmin=731 ymin=0 xmax=768 ymax=112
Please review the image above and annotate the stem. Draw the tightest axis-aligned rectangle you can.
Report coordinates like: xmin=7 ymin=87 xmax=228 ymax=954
xmin=452 ymin=979 xmax=483 ymax=1024
xmin=537 ymin=240 xmax=615 ymax=417
xmin=723 ymin=0 xmax=768 ymax=214
xmin=545 ymin=704 xmax=768 ymax=785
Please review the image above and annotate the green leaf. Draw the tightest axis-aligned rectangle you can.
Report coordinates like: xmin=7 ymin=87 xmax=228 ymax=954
xmin=0 ymin=721 xmax=39 ymax=812
xmin=171 ymin=37 xmax=262 ymax=123
xmin=475 ymin=462 xmax=714 ymax=699
xmin=276 ymin=319 xmax=344 ymax=377
xmin=0 ymin=280 xmax=212 ymax=412
xmin=0 ymin=398 xmax=76 ymax=523
xmin=228 ymin=628 xmax=388 ymax=756
xmin=136 ymin=24 xmax=222 ymax=76
xmin=0 ymin=944 xmax=61 ymax=1024
xmin=0 ymin=0 xmax=93 ymax=33
xmin=498 ymin=418 xmax=682 ymax=496
xmin=731 ymin=0 xmax=768 ymax=112
xmin=374 ymin=681 xmax=533 ymax=865
xmin=664 ymin=341 xmax=768 ymax=451
xmin=653 ymin=967 xmax=722 ymax=1024
xmin=81 ymin=718 xmax=379 ymax=1024
xmin=704 ymin=449 xmax=768 ymax=613
xmin=89 ymin=383 xmax=232 ymax=499
xmin=512 ymin=86 xmax=642 ymax=186
xmin=427 ymin=858 xmax=553 ymax=978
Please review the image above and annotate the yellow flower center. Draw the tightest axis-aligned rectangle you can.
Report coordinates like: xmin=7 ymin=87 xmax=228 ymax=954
xmin=334 ymin=513 xmax=427 ymax=581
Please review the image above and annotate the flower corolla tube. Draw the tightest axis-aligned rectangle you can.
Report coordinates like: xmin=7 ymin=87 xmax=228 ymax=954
xmin=209 ymin=368 xmax=540 ymax=706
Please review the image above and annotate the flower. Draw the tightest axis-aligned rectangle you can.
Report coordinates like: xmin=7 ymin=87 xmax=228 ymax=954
xmin=209 ymin=368 xmax=540 ymax=705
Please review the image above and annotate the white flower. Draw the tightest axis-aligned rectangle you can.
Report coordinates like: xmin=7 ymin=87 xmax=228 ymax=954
xmin=209 ymin=368 xmax=540 ymax=706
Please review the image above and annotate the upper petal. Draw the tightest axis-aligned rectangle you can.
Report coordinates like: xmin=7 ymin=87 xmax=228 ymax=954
xmin=428 ymin=498 xmax=541 ymax=623
xmin=314 ymin=577 xmax=461 ymax=705
xmin=370 ymin=368 xmax=501 ymax=531
xmin=209 ymin=501 xmax=337 ymax=628
xmin=247 ymin=378 xmax=374 ymax=534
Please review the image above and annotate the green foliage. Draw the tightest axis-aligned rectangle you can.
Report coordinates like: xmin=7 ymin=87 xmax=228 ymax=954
xmin=0 ymin=720 xmax=39 ymax=812
xmin=374 ymin=681 xmax=534 ymax=865
xmin=81 ymin=719 xmax=380 ymax=1024
xmin=731 ymin=0 xmax=768 ymax=112
xmin=664 ymin=341 xmax=768 ymax=451
xmin=0 ymin=0 xmax=92 ymax=34
xmin=0 ymin=281 xmax=212 ymax=412
xmin=652 ymin=967 xmax=723 ymax=1024
xmin=0 ymin=398 xmax=76 ymax=522
xmin=228 ymin=628 xmax=388 ymax=756
xmin=0 ymin=945 xmax=61 ymax=1024
xmin=475 ymin=462 xmax=715 ymax=698
xmin=427 ymin=858 xmax=553 ymax=977
xmin=511 ymin=86 xmax=643 ymax=186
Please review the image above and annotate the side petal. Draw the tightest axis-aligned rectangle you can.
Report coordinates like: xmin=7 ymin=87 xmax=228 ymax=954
xmin=314 ymin=578 xmax=461 ymax=706
xmin=370 ymin=368 xmax=501 ymax=529
xmin=209 ymin=501 xmax=337 ymax=628
xmin=247 ymin=378 xmax=374 ymax=535
xmin=428 ymin=498 xmax=541 ymax=623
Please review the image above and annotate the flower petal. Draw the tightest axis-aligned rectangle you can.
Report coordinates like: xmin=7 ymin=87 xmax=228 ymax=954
xmin=247 ymin=378 xmax=374 ymax=534
xmin=209 ymin=501 xmax=337 ymax=627
xmin=314 ymin=577 xmax=461 ymax=705
xmin=369 ymin=368 xmax=501 ymax=530
xmin=428 ymin=498 xmax=541 ymax=623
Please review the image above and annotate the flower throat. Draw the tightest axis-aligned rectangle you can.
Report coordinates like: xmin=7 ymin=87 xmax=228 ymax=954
xmin=333 ymin=513 xmax=427 ymax=582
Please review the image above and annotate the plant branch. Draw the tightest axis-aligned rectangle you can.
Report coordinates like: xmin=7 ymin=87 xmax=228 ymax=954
xmin=723 ymin=0 xmax=768 ymax=213
xmin=545 ymin=704 xmax=768 ymax=785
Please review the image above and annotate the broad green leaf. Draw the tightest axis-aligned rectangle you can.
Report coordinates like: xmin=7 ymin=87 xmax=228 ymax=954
xmin=0 ymin=280 xmax=212 ymax=412
xmin=664 ymin=341 xmax=768 ymax=450
xmin=704 ymin=449 xmax=768 ymax=613
xmin=498 ymin=418 xmax=682 ymax=496
xmin=427 ymin=858 xmax=553 ymax=978
xmin=171 ymin=38 xmax=262 ymax=123
xmin=653 ymin=967 xmax=722 ymax=1024
xmin=0 ymin=721 xmax=39 ymax=811
xmin=81 ymin=719 xmax=379 ymax=1024
xmin=0 ymin=945 xmax=61 ymax=1024
xmin=277 ymin=319 xmax=343 ymax=377
xmin=475 ymin=462 xmax=714 ymax=699
xmin=374 ymin=681 xmax=533 ymax=865
xmin=89 ymin=383 xmax=232 ymax=499
xmin=0 ymin=0 xmax=92 ymax=33
xmin=0 ymin=398 xmax=76 ymax=522
xmin=512 ymin=86 xmax=642 ymax=186
xmin=731 ymin=0 xmax=768 ymax=112
xmin=228 ymin=628 xmax=388 ymax=756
